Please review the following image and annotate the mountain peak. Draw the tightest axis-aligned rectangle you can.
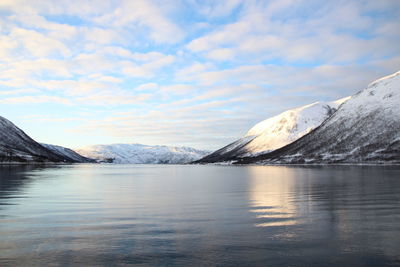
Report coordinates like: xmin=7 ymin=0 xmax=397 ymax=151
xmin=196 ymin=70 xmax=399 ymax=164
xmin=239 ymin=70 xmax=400 ymax=164
xmin=196 ymin=96 xmax=349 ymax=163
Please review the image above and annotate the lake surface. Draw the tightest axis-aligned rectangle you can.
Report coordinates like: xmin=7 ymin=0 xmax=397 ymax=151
xmin=0 ymin=164 xmax=399 ymax=266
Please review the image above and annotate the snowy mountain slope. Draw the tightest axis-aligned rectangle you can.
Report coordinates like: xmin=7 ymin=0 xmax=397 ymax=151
xmin=41 ymin=143 xmax=95 ymax=163
xmin=76 ymin=144 xmax=210 ymax=164
xmin=238 ymin=71 xmax=400 ymax=164
xmin=0 ymin=116 xmax=70 ymax=162
xmin=196 ymin=97 xmax=349 ymax=163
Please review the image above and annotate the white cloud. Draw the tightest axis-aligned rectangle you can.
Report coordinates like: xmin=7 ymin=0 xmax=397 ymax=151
xmin=0 ymin=88 xmax=39 ymax=95
xmin=94 ymin=0 xmax=184 ymax=43
xmin=121 ymin=55 xmax=175 ymax=78
xmin=96 ymin=75 xmax=122 ymax=84
xmin=186 ymin=0 xmax=400 ymax=64
xmin=159 ymin=84 xmax=195 ymax=95
xmin=187 ymin=20 xmax=250 ymax=52
xmin=135 ymin=83 xmax=159 ymax=91
xmin=0 ymin=95 xmax=72 ymax=105
xmin=0 ymin=35 xmax=18 ymax=61
xmin=9 ymin=12 xmax=78 ymax=40
xmin=174 ymin=62 xmax=214 ymax=81
xmin=81 ymin=27 xmax=121 ymax=45
xmin=76 ymin=91 xmax=151 ymax=106
xmin=0 ymin=58 xmax=72 ymax=86
xmin=206 ymin=48 xmax=235 ymax=61
xmin=192 ymin=0 xmax=243 ymax=18
xmin=10 ymin=27 xmax=72 ymax=58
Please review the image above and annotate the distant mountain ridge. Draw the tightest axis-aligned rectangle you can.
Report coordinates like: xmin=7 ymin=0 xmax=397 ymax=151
xmin=0 ymin=115 xmax=208 ymax=164
xmin=196 ymin=97 xmax=349 ymax=163
xmin=76 ymin=143 xmax=210 ymax=164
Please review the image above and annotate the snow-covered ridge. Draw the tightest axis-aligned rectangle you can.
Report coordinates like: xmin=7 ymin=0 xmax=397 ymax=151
xmin=243 ymin=97 xmax=350 ymax=154
xmin=76 ymin=143 xmax=210 ymax=164
xmin=367 ymin=70 xmax=400 ymax=87
xmin=240 ymin=70 xmax=400 ymax=164
xmin=195 ymin=96 xmax=349 ymax=163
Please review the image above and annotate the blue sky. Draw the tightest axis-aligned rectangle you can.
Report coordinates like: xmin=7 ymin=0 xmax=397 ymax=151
xmin=0 ymin=0 xmax=399 ymax=150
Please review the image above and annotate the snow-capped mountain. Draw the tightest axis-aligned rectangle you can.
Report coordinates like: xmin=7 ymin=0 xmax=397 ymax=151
xmin=0 ymin=116 xmax=77 ymax=163
xmin=76 ymin=144 xmax=210 ymax=164
xmin=238 ymin=70 xmax=400 ymax=164
xmin=41 ymin=143 xmax=94 ymax=163
xmin=0 ymin=115 xmax=207 ymax=164
xmin=196 ymin=97 xmax=349 ymax=163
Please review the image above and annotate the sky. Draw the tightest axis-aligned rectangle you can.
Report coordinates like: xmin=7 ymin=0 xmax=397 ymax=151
xmin=0 ymin=0 xmax=399 ymax=150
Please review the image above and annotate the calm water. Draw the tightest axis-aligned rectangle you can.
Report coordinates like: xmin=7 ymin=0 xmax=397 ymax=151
xmin=0 ymin=164 xmax=399 ymax=266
